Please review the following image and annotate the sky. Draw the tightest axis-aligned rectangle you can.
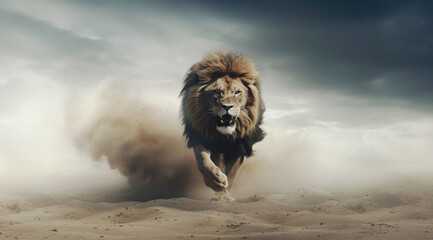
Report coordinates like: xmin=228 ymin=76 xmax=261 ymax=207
xmin=0 ymin=0 xmax=432 ymax=196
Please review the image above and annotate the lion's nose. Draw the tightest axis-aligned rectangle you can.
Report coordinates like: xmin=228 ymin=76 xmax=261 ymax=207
xmin=222 ymin=104 xmax=234 ymax=111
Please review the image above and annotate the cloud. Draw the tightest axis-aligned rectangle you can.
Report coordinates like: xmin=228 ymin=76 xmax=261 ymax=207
xmin=151 ymin=1 xmax=433 ymax=108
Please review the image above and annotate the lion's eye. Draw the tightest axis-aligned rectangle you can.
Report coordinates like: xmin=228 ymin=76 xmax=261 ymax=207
xmin=235 ymin=90 xmax=241 ymax=96
xmin=213 ymin=90 xmax=221 ymax=96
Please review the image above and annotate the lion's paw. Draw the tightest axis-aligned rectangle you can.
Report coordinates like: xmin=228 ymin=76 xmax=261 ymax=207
xmin=201 ymin=166 xmax=228 ymax=191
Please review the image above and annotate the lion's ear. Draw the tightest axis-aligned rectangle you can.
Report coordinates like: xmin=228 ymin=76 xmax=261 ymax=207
xmin=180 ymin=69 xmax=199 ymax=95
xmin=241 ymin=77 xmax=260 ymax=92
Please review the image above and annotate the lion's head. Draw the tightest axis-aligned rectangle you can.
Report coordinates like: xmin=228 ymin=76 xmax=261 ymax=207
xmin=181 ymin=51 xmax=264 ymax=146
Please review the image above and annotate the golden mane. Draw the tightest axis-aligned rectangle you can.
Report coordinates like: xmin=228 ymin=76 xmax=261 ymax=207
xmin=181 ymin=51 xmax=265 ymax=155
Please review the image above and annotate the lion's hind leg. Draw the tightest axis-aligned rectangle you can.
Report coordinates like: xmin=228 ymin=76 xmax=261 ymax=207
xmin=223 ymin=155 xmax=244 ymax=191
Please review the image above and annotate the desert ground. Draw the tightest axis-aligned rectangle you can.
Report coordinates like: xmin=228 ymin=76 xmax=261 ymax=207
xmin=1 ymin=184 xmax=433 ymax=240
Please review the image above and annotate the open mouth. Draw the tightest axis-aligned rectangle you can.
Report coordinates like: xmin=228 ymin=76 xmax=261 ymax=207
xmin=216 ymin=114 xmax=236 ymax=127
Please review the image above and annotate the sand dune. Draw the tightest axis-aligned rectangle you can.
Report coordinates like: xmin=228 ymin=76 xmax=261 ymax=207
xmin=1 ymin=186 xmax=433 ymax=240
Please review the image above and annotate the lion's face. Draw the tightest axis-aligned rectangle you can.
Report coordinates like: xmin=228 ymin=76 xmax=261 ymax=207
xmin=203 ymin=77 xmax=248 ymax=135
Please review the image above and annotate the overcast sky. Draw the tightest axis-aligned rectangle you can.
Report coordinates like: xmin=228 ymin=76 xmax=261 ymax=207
xmin=1 ymin=0 xmax=432 ymax=194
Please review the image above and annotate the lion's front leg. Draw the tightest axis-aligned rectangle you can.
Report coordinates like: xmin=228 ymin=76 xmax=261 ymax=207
xmin=193 ymin=145 xmax=228 ymax=192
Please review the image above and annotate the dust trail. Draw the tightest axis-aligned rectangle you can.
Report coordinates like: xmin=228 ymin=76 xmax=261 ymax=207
xmin=66 ymin=80 xmax=433 ymax=201
xmin=67 ymin=80 xmax=201 ymax=201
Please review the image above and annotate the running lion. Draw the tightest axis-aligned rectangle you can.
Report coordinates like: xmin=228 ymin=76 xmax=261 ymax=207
xmin=180 ymin=51 xmax=265 ymax=200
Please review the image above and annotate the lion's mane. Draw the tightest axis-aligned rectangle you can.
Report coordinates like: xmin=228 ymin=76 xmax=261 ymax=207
xmin=180 ymin=51 xmax=265 ymax=157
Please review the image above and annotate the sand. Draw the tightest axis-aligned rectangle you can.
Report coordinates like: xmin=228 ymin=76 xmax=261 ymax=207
xmin=1 ymin=187 xmax=433 ymax=240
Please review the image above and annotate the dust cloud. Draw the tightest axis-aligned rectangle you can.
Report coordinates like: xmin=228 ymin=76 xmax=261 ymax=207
xmin=67 ymin=80 xmax=202 ymax=201
xmin=65 ymin=79 xmax=433 ymax=201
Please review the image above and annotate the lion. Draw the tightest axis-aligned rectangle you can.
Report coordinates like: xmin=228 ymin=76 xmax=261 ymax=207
xmin=180 ymin=51 xmax=265 ymax=200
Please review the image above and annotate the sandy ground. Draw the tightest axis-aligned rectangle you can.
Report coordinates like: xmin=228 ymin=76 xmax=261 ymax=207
xmin=1 ymin=187 xmax=433 ymax=240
